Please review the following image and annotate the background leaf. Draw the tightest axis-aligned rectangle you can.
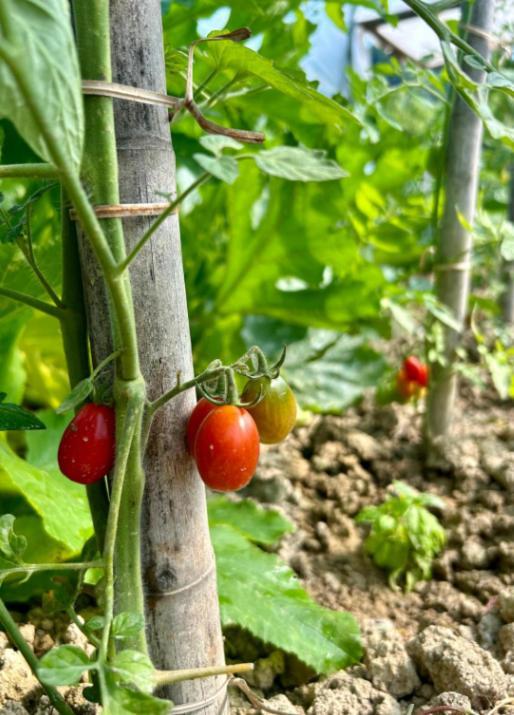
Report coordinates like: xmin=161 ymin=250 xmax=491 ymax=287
xmin=0 ymin=0 xmax=84 ymax=170
xmin=254 ymin=147 xmax=347 ymax=182
xmin=213 ymin=523 xmax=362 ymax=673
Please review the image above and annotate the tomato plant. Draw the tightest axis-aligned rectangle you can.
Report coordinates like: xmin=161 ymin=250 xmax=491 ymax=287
xmin=242 ymin=376 xmax=297 ymax=444
xmin=57 ymin=404 xmax=115 ymax=485
xmin=193 ymin=405 xmax=260 ymax=491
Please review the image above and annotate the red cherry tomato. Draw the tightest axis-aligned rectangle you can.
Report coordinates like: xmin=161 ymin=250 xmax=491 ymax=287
xmin=186 ymin=397 xmax=217 ymax=454
xmin=193 ymin=405 xmax=259 ymax=491
xmin=396 ymin=368 xmax=421 ymax=402
xmin=58 ymin=404 xmax=115 ymax=485
xmin=403 ymin=356 xmax=429 ymax=387
xmin=242 ymin=376 xmax=297 ymax=444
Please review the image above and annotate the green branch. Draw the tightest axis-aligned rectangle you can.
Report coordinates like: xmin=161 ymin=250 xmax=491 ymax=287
xmin=99 ymin=390 xmax=144 ymax=660
xmin=0 ymin=164 xmax=58 ymax=179
xmin=154 ymin=662 xmax=253 ymax=689
xmin=0 ymin=599 xmax=74 ymax=715
xmin=116 ymin=172 xmax=211 ymax=274
xmin=0 ymin=286 xmax=64 ymax=318
xmin=0 ymin=560 xmax=103 ymax=581
xmin=403 ymin=0 xmax=495 ymax=72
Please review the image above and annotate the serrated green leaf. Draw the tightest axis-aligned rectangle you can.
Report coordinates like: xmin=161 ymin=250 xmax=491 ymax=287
xmin=0 ymin=439 xmax=93 ymax=556
xmin=193 ymin=153 xmax=239 ymax=183
xmin=38 ymin=645 xmax=93 ymax=686
xmin=283 ymin=332 xmax=387 ymax=414
xmin=55 ymin=378 xmax=93 ymax=414
xmin=208 ymin=496 xmax=294 ymax=545
xmin=85 ymin=615 xmax=105 ymax=632
xmin=0 ymin=514 xmax=27 ymax=565
xmin=109 ymin=650 xmax=155 ymax=693
xmin=0 ymin=0 xmax=84 ymax=170
xmin=205 ymin=39 xmax=360 ymax=131
xmin=0 ymin=401 xmax=45 ymax=431
xmin=112 ymin=612 xmax=146 ymax=640
xmin=254 ymin=147 xmax=347 ymax=182
xmin=109 ymin=686 xmax=171 ymax=715
xmin=213 ymin=524 xmax=362 ymax=673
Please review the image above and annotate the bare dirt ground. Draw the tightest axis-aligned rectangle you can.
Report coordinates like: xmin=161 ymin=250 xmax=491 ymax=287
xmin=2 ymin=386 xmax=514 ymax=714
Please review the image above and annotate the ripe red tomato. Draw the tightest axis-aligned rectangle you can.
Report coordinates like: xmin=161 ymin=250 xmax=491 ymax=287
xmin=58 ymin=404 xmax=115 ymax=485
xmin=242 ymin=376 xmax=297 ymax=444
xmin=186 ymin=397 xmax=217 ymax=454
xmin=193 ymin=405 xmax=259 ymax=491
xmin=403 ymin=356 xmax=429 ymax=387
xmin=396 ymin=368 xmax=421 ymax=402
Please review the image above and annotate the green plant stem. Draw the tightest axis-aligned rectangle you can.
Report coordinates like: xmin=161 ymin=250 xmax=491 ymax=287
xmin=60 ymin=191 xmax=110 ymax=550
xmin=0 ymin=286 xmax=64 ymax=318
xmin=0 ymin=560 xmax=103 ymax=580
xmin=153 ymin=662 xmax=254 ymax=689
xmin=402 ymin=0 xmax=495 ymax=72
xmin=99 ymin=391 xmax=143 ymax=660
xmin=72 ymin=0 xmax=148 ymax=663
xmin=116 ymin=172 xmax=211 ymax=274
xmin=147 ymin=366 xmax=225 ymax=416
xmin=0 ymin=163 xmax=58 ymax=178
xmin=22 ymin=207 xmax=65 ymax=308
xmin=0 ymin=599 xmax=74 ymax=715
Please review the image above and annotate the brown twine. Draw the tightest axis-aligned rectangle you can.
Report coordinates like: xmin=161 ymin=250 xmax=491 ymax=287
xmin=69 ymin=202 xmax=179 ymax=220
xmin=82 ymin=80 xmax=181 ymax=110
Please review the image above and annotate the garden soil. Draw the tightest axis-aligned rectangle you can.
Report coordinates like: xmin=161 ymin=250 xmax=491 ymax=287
xmin=2 ymin=386 xmax=514 ymax=714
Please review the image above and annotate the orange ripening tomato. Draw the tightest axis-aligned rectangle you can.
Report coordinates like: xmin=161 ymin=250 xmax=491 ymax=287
xmin=193 ymin=405 xmax=259 ymax=491
xmin=396 ymin=369 xmax=422 ymax=402
xmin=242 ymin=376 xmax=297 ymax=444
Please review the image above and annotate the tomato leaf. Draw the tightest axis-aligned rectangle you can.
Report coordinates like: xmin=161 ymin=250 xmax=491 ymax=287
xmin=283 ymin=331 xmax=387 ymax=414
xmin=0 ymin=395 xmax=45 ymax=431
xmin=0 ymin=0 xmax=84 ymax=170
xmin=204 ymin=38 xmax=360 ymax=131
xmin=108 ymin=650 xmax=155 ymax=693
xmin=38 ymin=645 xmax=94 ymax=686
xmin=193 ymin=153 xmax=239 ymax=183
xmin=55 ymin=378 xmax=93 ymax=414
xmin=253 ymin=147 xmax=347 ymax=182
xmin=213 ymin=523 xmax=362 ymax=673
xmin=208 ymin=496 xmax=294 ymax=545
xmin=108 ymin=686 xmax=171 ymax=715
xmin=0 ymin=514 xmax=27 ymax=566
xmin=112 ymin=612 xmax=146 ymax=640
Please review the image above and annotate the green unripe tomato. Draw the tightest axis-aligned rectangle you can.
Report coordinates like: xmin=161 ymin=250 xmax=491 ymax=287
xmin=242 ymin=376 xmax=297 ymax=444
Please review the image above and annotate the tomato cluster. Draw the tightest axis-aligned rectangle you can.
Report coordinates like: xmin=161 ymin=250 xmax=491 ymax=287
xmin=187 ymin=376 xmax=297 ymax=492
xmin=57 ymin=371 xmax=297 ymax=493
xmin=58 ymin=404 xmax=115 ymax=484
xmin=396 ymin=356 xmax=429 ymax=402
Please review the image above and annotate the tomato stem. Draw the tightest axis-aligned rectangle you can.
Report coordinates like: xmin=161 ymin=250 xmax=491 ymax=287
xmin=154 ymin=662 xmax=254 ymax=688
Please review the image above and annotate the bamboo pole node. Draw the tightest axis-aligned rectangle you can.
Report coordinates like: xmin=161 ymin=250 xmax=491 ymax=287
xmin=69 ymin=203 xmax=179 ymax=220
xmin=145 ymin=562 xmax=215 ymax=598
xmin=434 ymin=261 xmax=472 ymax=272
